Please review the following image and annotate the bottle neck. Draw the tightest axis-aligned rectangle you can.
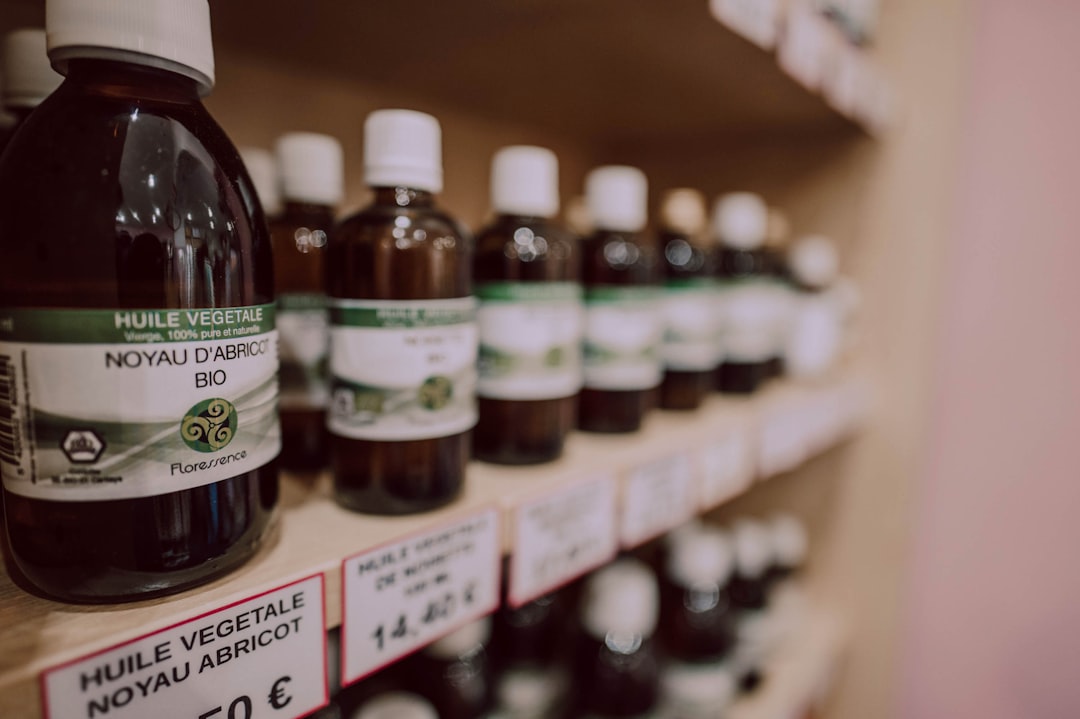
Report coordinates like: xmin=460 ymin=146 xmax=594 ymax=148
xmin=371 ymin=186 xmax=435 ymax=209
xmin=63 ymin=58 xmax=201 ymax=103
xmin=282 ymin=200 xmax=335 ymax=218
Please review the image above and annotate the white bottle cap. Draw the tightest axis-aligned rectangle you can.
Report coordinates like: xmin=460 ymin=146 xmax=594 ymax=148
xmin=275 ymin=132 xmax=344 ymax=207
xmin=661 ymin=661 xmax=738 ymax=713
xmin=238 ymin=146 xmax=282 ymax=218
xmin=788 ymin=234 xmax=839 ymax=288
xmin=46 ymin=0 xmax=215 ymax=94
xmin=732 ymin=519 xmax=772 ymax=579
xmin=666 ymin=527 xmax=735 ymax=588
xmin=662 ymin=518 xmax=705 ymax=551
xmin=491 ymin=145 xmax=560 ymax=218
xmin=424 ymin=617 xmax=491 ymax=659
xmin=585 ymin=165 xmax=648 ymax=233
xmin=660 ymin=188 xmax=707 ymax=235
xmin=496 ymin=668 xmax=560 ymax=718
xmin=769 ymin=514 xmax=809 ymax=568
xmin=353 ymin=693 xmax=438 ymax=719
xmin=581 ymin=558 xmax=659 ymax=639
xmin=3 ymin=29 xmax=62 ymax=108
xmin=712 ymin=193 xmax=768 ymax=250
xmin=364 ymin=109 xmax=442 ymax=193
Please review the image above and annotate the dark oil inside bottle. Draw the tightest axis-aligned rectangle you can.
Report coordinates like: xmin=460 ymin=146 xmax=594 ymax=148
xmin=659 ymin=230 xmax=716 ymax=411
xmin=716 ymin=247 xmax=771 ymax=395
xmin=0 ymin=59 xmax=279 ymax=602
xmin=402 ymin=636 xmax=493 ymax=719
xmin=473 ymin=214 xmax=580 ymax=465
xmin=659 ymin=575 xmax=737 ymax=663
xmin=272 ymin=200 xmax=333 ymax=474
xmin=579 ymin=228 xmax=659 ymax=433
xmin=762 ymin=246 xmax=790 ymax=381
xmin=491 ymin=590 xmax=570 ymax=668
xmin=0 ymin=106 xmax=34 ymax=155
xmin=572 ymin=632 xmax=660 ymax=717
xmin=328 ymin=187 xmax=471 ymax=514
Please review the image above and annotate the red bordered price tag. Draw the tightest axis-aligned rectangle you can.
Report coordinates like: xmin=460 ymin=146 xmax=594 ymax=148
xmin=41 ymin=575 xmax=328 ymax=719
xmin=620 ymin=453 xmax=699 ymax=548
xmin=340 ymin=508 xmax=501 ymax=685
xmin=508 ymin=473 xmax=619 ymax=607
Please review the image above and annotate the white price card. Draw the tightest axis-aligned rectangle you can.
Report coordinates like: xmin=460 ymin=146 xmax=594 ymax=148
xmin=620 ymin=453 xmax=699 ymax=548
xmin=508 ymin=474 xmax=619 ymax=607
xmin=341 ymin=508 xmax=501 ymax=685
xmin=699 ymin=429 xmax=754 ymax=510
xmin=779 ymin=0 xmax=831 ymax=90
xmin=41 ymin=575 xmax=328 ymax=719
xmin=708 ymin=0 xmax=782 ymax=49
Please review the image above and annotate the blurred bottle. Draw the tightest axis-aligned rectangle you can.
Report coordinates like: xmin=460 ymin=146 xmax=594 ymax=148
xmin=762 ymin=208 xmax=796 ymax=380
xmin=238 ymin=146 xmax=283 ymax=221
xmin=352 ymin=692 xmax=438 ymax=719
xmin=0 ymin=29 xmax=62 ymax=151
xmin=579 ymin=166 xmax=662 ymax=433
xmin=405 ymin=618 xmax=494 ymax=719
xmin=490 ymin=666 xmax=568 ymax=719
xmin=573 ymin=558 xmax=661 ymax=717
xmin=657 ymin=189 xmax=720 ymax=411
xmin=784 ymin=235 xmax=843 ymax=380
xmin=764 ymin=513 xmax=810 ymax=649
xmin=473 ymin=146 xmax=583 ymax=464
xmin=729 ymin=519 xmax=776 ymax=693
xmin=273 ymin=132 xmax=342 ymax=473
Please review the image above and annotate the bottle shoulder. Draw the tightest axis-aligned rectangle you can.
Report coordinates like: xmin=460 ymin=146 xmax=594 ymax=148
xmin=335 ymin=202 xmax=471 ymax=246
xmin=473 ymin=215 xmax=580 ymax=283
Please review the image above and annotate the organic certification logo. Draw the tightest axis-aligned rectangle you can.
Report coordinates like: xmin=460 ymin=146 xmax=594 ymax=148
xmin=418 ymin=376 xmax=452 ymax=410
xmin=181 ymin=398 xmax=238 ymax=452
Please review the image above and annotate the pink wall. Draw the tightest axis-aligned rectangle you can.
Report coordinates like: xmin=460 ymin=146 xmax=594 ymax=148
xmin=897 ymin=1 xmax=1080 ymax=717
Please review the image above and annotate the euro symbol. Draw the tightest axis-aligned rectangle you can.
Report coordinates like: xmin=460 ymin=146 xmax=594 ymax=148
xmin=268 ymin=676 xmax=292 ymax=711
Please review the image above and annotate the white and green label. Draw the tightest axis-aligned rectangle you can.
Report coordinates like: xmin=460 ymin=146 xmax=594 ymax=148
xmin=327 ymin=297 xmax=478 ymax=441
xmin=278 ymin=293 xmax=329 ymax=410
xmin=476 ymin=282 xmax=584 ymax=401
xmin=0 ymin=305 xmax=280 ymax=501
xmin=718 ymin=279 xmax=790 ymax=362
xmin=583 ymin=286 xmax=663 ymax=391
xmin=663 ymin=278 xmax=723 ymax=372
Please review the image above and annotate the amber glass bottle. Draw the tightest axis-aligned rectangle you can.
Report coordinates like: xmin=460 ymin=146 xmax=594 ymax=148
xmin=474 ymin=146 xmax=582 ymax=464
xmin=272 ymin=132 xmax=342 ymax=472
xmin=729 ymin=519 xmax=775 ymax=693
xmin=657 ymin=189 xmax=719 ymax=411
xmin=579 ymin=166 xmax=662 ymax=433
xmin=0 ymin=0 xmax=279 ymax=602
xmin=405 ymin=619 xmax=494 ymax=719
xmin=762 ymin=208 xmax=794 ymax=380
xmin=328 ymin=109 xmax=475 ymax=514
xmin=0 ymin=28 xmax=62 ymax=152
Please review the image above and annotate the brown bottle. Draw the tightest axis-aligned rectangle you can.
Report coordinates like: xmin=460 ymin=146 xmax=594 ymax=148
xmin=579 ymin=166 xmax=662 ymax=434
xmin=0 ymin=0 xmax=279 ymax=602
xmin=0 ymin=28 xmax=62 ymax=153
xmin=403 ymin=619 xmax=494 ymax=719
xmin=327 ymin=109 xmax=475 ymax=514
xmin=762 ymin=208 xmax=793 ymax=380
xmin=474 ymin=146 xmax=582 ymax=464
xmin=271 ymin=133 xmax=342 ymax=473
xmin=657 ymin=189 xmax=719 ymax=412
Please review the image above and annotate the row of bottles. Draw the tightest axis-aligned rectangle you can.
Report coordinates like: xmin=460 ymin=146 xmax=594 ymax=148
xmin=0 ymin=2 xmax=852 ymax=604
xmin=319 ymin=514 xmax=809 ymax=719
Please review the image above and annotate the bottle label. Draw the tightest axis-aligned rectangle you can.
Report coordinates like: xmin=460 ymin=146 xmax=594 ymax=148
xmin=659 ymin=660 xmax=738 ymax=718
xmin=0 ymin=305 xmax=280 ymax=502
xmin=718 ymin=279 xmax=788 ymax=363
xmin=583 ymin=286 xmax=664 ymax=391
xmin=278 ymin=293 xmax=329 ymax=410
xmin=327 ymin=297 xmax=478 ymax=441
xmin=663 ymin=278 xmax=722 ymax=372
xmin=476 ymin=282 xmax=584 ymax=401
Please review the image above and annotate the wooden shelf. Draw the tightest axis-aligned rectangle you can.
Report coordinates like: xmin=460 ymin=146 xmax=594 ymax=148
xmin=0 ymin=373 xmax=866 ymax=717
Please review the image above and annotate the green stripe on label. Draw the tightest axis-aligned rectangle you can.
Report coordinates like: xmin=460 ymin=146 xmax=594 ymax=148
xmin=585 ymin=286 xmax=663 ymax=303
xmin=330 ymin=298 xmax=477 ymax=328
xmin=665 ymin=278 xmax=718 ymax=291
xmin=475 ymin=282 xmax=583 ymax=303
xmin=0 ymin=304 xmax=276 ymax=344
xmin=278 ymin=293 xmax=327 ymax=311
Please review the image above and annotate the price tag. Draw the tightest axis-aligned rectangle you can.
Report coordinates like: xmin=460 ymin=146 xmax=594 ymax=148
xmin=41 ymin=575 xmax=328 ymax=719
xmin=620 ymin=453 xmax=698 ymax=548
xmin=778 ymin=1 xmax=831 ymax=90
xmin=508 ymin=474 xmax=619 ymax=607
xmin=708 ymin=0 xmax=782 ymax=49
xmin=341 ymin=508 xmax=501 ymax=685
xmin=699 ymin=429 xmax=754 ymax=509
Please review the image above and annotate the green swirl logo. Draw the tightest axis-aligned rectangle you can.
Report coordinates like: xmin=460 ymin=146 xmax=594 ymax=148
xmin=181 ymin=398 xmax=238 ymax=453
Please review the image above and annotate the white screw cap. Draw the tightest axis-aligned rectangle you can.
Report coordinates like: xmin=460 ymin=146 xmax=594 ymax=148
xmin=660 ymin=188 xmax=707 ymax=236
xmin=661 ymin=661 xmax=738 ymax=713
xmin=46 ymin=0 xmax=215 ymax=94
xmin=712 ymin=193 xmax=768 ymax=250
xmin=732 ymin=519 xmax=772 ymax=579
xmin=788 ymin=234 xmax=839 ymax=289
xmin=769 ymin=514 xmax=809 ymax=568
xmin=496 ymin=668 xmax=560 ymax=718
xmin=491 ymin=145 xmax=560 ymax=218
xmin=586 ymin=165 xmax=648 ymax=233
xmin=238 ymin=146 xmax=282 ymax=218
xmin=353 ymin=693 xmax=438 ymax=719
xmin=424 ymin=617 xmax=491 ymax=659
xmin=666 ymin=527 xmax=735 ymax=588
xmin=581 ymin=558 xmax=659 ymax=639
xmin=3 ymin=29 xmax=62 ymax=108
xmin=364 ymin=109 xmax=442 ymax=193
xmin=275 ymin=132 xmax=344 ymax=207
